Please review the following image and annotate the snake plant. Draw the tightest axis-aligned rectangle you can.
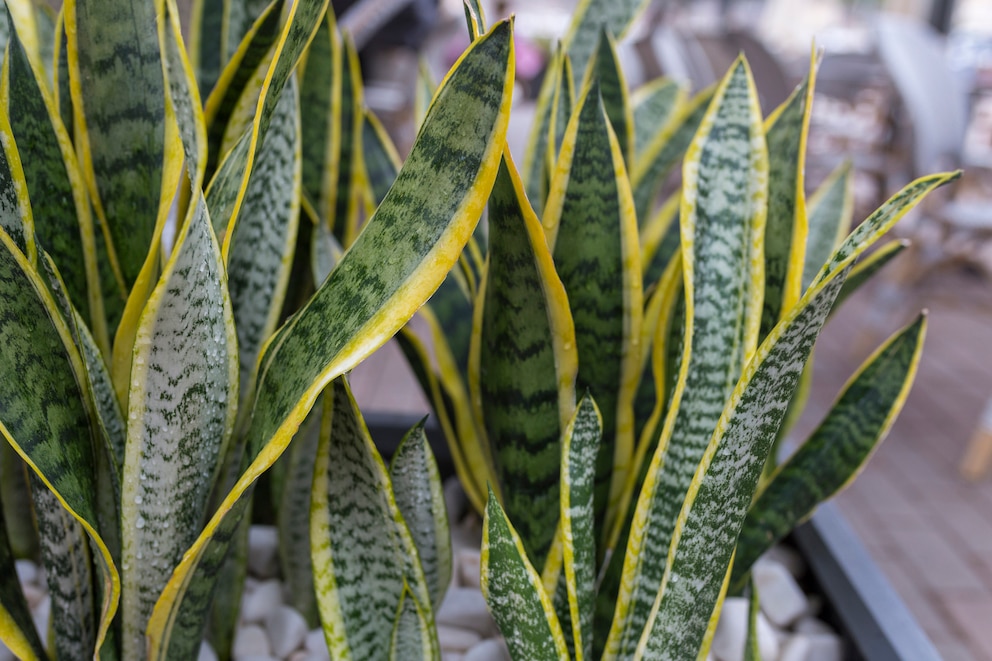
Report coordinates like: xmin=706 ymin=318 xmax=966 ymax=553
xmin=392 ymin=2 xmax=953 ymax=660
xmin=0 ymin=0 xmax=512 ymax=658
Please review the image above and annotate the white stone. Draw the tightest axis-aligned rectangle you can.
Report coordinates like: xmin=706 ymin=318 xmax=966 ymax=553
xmin=457 ymin=549 xmax=482 ymax=588
xmin=437 ymin=587 xmax=497 ymax=636
xmin=242 ymin=579 xmax=284 ymax=624
xmin=754 ymin=561 xmax=808 ymax=627
xmin=711 ymin=597 xmax=779 ymax=661
xmin=247 ymin=526 xmax=280 ymax=579
xmin=14 ymin=559 xmax=37 ymax=585
xmin=0 ymin=637 xmax=15 ymax=661
xmin=198 ymin=640 xmax=219 ymax=661
xmin=795 ymin=617 xmax=835 ymax=635
xmin=232 ymin=624 xmax=272 ymax=659
xmin=806 ymin=632 xmax=844 ymax=661
xmin=778 ymin=634 xmax=813 ymax=661
xmin=441 ymin=653 xmax=464 ymax=661
xmin=305 ymin=628 xmax=330 ymax=660
xmin=21 ymin=583 xmax=46 ymax=610
xmin=463 ymin=638 xmax=511 ymax=661
xmin=32 ymin=595 xmax=50 ymax=647
xmin=437 ymin=624 xmax=482 ymax=652
xmin=761 ymin=544 xmax=806 ymax=578
xmin=265 ymin=605 xmax=308 ymax=658
xmin=235 ymin=656 xmax=278 ymax=661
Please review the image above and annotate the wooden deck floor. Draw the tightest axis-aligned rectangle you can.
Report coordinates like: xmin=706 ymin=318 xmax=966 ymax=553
xmin=350 ymin=265 xmax=992 ymax=661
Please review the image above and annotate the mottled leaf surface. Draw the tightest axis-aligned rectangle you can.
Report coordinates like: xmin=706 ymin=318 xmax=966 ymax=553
xmin=632 ymin=78 xmax=683 ymax=159
xmin=562 ymin=0 xmax=648 ymax=86
xmin=803 ymin=161 xmax=852 ymax=291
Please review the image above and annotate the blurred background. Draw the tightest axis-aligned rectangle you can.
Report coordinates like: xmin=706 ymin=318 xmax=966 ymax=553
xmin=335 ymin=1 xmax=992 ymax=658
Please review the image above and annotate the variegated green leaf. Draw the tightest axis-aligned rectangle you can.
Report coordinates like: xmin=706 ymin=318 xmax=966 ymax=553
xmin=550 ymin=50 xmax=575 ymax=169
xmin=605 ymin=58 xmax=767 ymax=660
xmin=310 ymin=218 xmax=343 ymax=287
xmin=543 ymin=78 xmax=643 ymax=538
xmin=639 ymin=193 xmax=679 ymax=288
xmin=331 ymin=36 xmax=363 ymax=246
xmin=31 ymin=474 xmax=99 ymax=660
xmin=5 ymin=7 xmax=98 ymax=332
xmin=632 ymin=78 xmax=684 ymax=159
xmin=0 ymin=440 xmax=37 ymax=560
xmin=463 ymin=0 xmax=487 ymax=39
xmin=0 ymin=499 xmax=46 ymax=660
xmin=589 ymin=29 xmax=633 ymax=162
xmin=0 ymin=85 xmax=33 ymax=269
xmin=482 ymin=487 xmax=569 ymax=661
xmin=803 ymin=161 xmax=853 ymax=291
xmin=311 ymin=378 xmax=436 ymax=660
xmin=54 ymin=9 xmax=73 ymax=143
xmin=0 ymin=228 xmax=118 ymax=654
xmin=65 ymin=0 xmax=169 ymax=290
xmin=147 ymin=22 xmax=513 ymax=653
xmin=744 ymin=584 xmax=761 ymax=661
xmin=207 ymin=512 xmax=250 ymax=661
xmin=561 ymin=395 xmax=602 ymax=661
xmin=414 ymin=57 xmax=435 ymax=128
xmin=389 ymin=422 xmax=452 ymax=612
xmin=162 ymin=0 xmax=208 ymax=193
xmin=188 ymin=0 xmax=224 ymax=94
xmin=33 ymin=3 xmax=54 ymax=87
xmin=522 ymin=46 xmax=567 ymax=210
xmin=760 ymin=76 xmax=812 ymax=340
xmin=561 ymin=0 xmax=649 ymax=87
xmin=228 ymin=73 xmax=301 ymax=397
xmin=120 ymin=193 xmax=238 ymax=660
xmin=361 ymin=108 xmax=401 ymax=207
xmin=475 ymin=153 xmax=578 ymax=566
xmin=630 ymin=86 xmax=713 ymax=224
xmin=224 ymin=0 xmax=273 ymax=63
xmin=733 ymin=314 xmax=926 ymax=584
xmin=390 ymin=588 xmax=433 ymax=660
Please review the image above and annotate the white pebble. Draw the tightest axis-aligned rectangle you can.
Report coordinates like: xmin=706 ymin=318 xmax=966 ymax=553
xmin=232 ymin=624 xmax=271 ymax=659
xmin=463 ymin=638 xmax=511 ymax=661
xmin=779 ymin=634 xmax=812 ymax=661
xmin=14 ymin=560 xmax=37 ymax=585
xmin=711 ymin=597 xmax=779 ymax=661
xmin=754 ymin=561 xmax=808 ymax=628
xmin=437 ymin=587 xmax=497 ymax=637
xmin=806 ymin=632 xmax=844 ymax=661
xmin=198 ymin=640 xmax=218 ymax=661
xmin=305 ymin=628 xmax=330 ymax=659
xmin=241 ymin=579 xmax=284 ymax=624
xmin=761 ymin=545 xmax=806 ymax=578
xmin=247 ymin=526 xmax=280 ymax=579
xmin=32 ymin=595 xmax=50 ymax=646
xmin=265 ymin=605 xmax=308 ymax=658
xmin=0 ymin=637 xmax=14 ymax=661
xmin=21 ymin=583 xmax=45 ymax=610
xmin=437 ymin=624 xmax=482 ymax=652
xmin=457 ymin=550 xmax=482 ymax=588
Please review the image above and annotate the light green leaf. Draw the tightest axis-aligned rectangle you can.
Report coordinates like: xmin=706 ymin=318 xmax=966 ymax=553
xmin=543 ymin=78 xmax=643 ymax=539
xmin=188 ymin=0 xmax=225 ymax=94
xmin=605 ymin=58 xmax=767 ymax=660
xmin=632 ymin=78 xmax=684 ymax=160
xmin=119 ymin=193 xmax=238 ymax=660
xmin=147 ymin=21 xmax=514 ymax=653
xmin=474 ymin=153 xmax=578 ymax=566
xmin=390 ymin=588 xmax=433 ymax=661
xmin=744 ymin=584 xmax=761 ymax=661
xmin=561 ymin=0 xmax=649 ymax=87
xmin=561 ymin=395 xmax=602 ymax=661
xmin=331 ymin=37 xmax=363 ymax=246
xmin=463 ymin=0 xmax=487 ymax=39
xmin=482 ymin=487 xmax=569 ymax=661
xmin=803 ymin=161 xmax=853 ymax=291
xmin=733 ymin=314 xmax=926 ymax=584
xmin=311 ymin=378 xmax=436 ymax=660
xmin=0 ymin=500 xmax=46 ymax=660
xmin=361 ymin=108 xmax=401 ymax=207
xmin=414 ymin=57 xmax=435 ymax=128
xmin=589 ymin=29 xmax=633 ymax=162
xmin=522 ymin=45 xmax=569 ymax=211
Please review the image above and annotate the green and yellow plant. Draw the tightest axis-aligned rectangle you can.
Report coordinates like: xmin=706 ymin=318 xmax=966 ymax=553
xmin=393 ymin=2 xmax=952 ymax=660
xmin=0 ymin=0 xmax=513 ymax=658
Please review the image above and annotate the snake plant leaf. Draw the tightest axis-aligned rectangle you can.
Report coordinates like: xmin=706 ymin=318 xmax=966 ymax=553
xmin=276 ymin=402 xmax=323 ymax=627
xmin=54 ymin=9 xmax=73 ymax=142
xmin=632 ymin=78 xmax=685 ymax=160
xmin=311 ymin=378 xmax=437 ymax=660
xmin=0 ymin=439 xmax=38 ymax=560
xmin=550 ymin=50 xmax=575 ymax=168
xmin=733 ymin=314 xmax=926 ymax=585
xmin=310 ymin=218 xmax=343 ymax=286
xmin=561 ymin=395 xmax=602 ymax=661
xmin=760 ymin=74 xmax=813 ymax=340
xmin=561 ymin=0 xmax=649 ymax=87
xmin=119 ymin=192 xmax=238 ymax=660
xmin=299 ymin=8 xmax=342 ymax=233
xmin=188 ymin=0 xmax=224 ymax=94
xmin=64 ymin=0 xmax=170 ymax=291
xmin=482 ymin=487 xmax=570 ymax=661
xmin=390 ymin=588 xmax=433 ymax=660
xmin=639 ymin=193 xmax=679 ymax=288
xmin=589 ymin=29 xmax=633 ymax=163
xmin=225 ymin=0 xmax=274 ymax=63
xmin=744 ymin=583 xmax=761 ymax=661
xmin=32 ymin=3 xmax=54 ymax=88
xmin=414 ymin=58 xmax=436 ymax=128
xmin=522 ymin=45 xmax=562 ymax=209
xmin=803 ymin=161 xmax=853 ymax=291
xmin=207 ymin=516 xmax=250 ymax=661
xmin=0 ymin=495 xmax=47 ymax=660
xmin=202 ymin=0 xmax=282 ymax=179
xmin=630 ymin=86 xmax=713 ymax=225
xmin=205 ymin=0 xmax=328 ymax=251
xmin=634 ymin=172 xmax=959 ymax=659
xmin=605 ymin=58 xmax=767 ymax=660
xmin=147 ymin=21 xmax=513 ymax=650
xmin=228 ymin=73 xmax=302 ymax=397
xmin=463 ymin=0 xmax=487 ymax=39
xmin=332 ymin=36 xmax=364 ymax=246
xmin=544 ymin=78 xmax=643 ymax=539
xmin=473 ymin=152 xmax=578 ymax=566
xmin=0 ymin=98 xmax=34 ymax=261
xmin=0 ymin=228 xmax=118 ymax=654
xmin=362 ymin=108 xmax=402 ymax=207
xmin=4 ymin=7 xmax=99 ymax=334
xmin=389 ymin=421 xmax=452 ymax=611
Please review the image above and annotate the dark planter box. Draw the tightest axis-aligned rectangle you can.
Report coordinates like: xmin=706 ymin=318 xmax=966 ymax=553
xmin=367 ymin=413 xmax=939 ymax=661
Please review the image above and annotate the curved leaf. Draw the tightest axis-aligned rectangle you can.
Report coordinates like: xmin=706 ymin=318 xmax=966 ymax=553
xmin=473 ymin=152 xmax=578 ymax=565
xmin=605 ymin=58 xmax=767 ymax=660
xmin=632 ymin=78 xmax=684 ymax=160
xmin=482 ymin=487 xmax=569 ymax=661
xmin=589 ymin=29 xmax=632 ymax=162
xmin=561 ymin=0 xmax=649 ymax=87
xmin=361 ymin=108 xmax=401 ymax=207
xmin=0 ymin=91 xmax=33 ymax=260
xmin=803 ymin=161 xmax=852 ymax=292
xmin=390 ymin=588 xmax=433 ymax=661
xmin=147 ymin=21 xmax=514 ymax=652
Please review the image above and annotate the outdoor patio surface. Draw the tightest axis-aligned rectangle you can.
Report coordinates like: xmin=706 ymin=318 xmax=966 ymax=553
xmin=351 ymin=263 xmax=992 ymax=661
